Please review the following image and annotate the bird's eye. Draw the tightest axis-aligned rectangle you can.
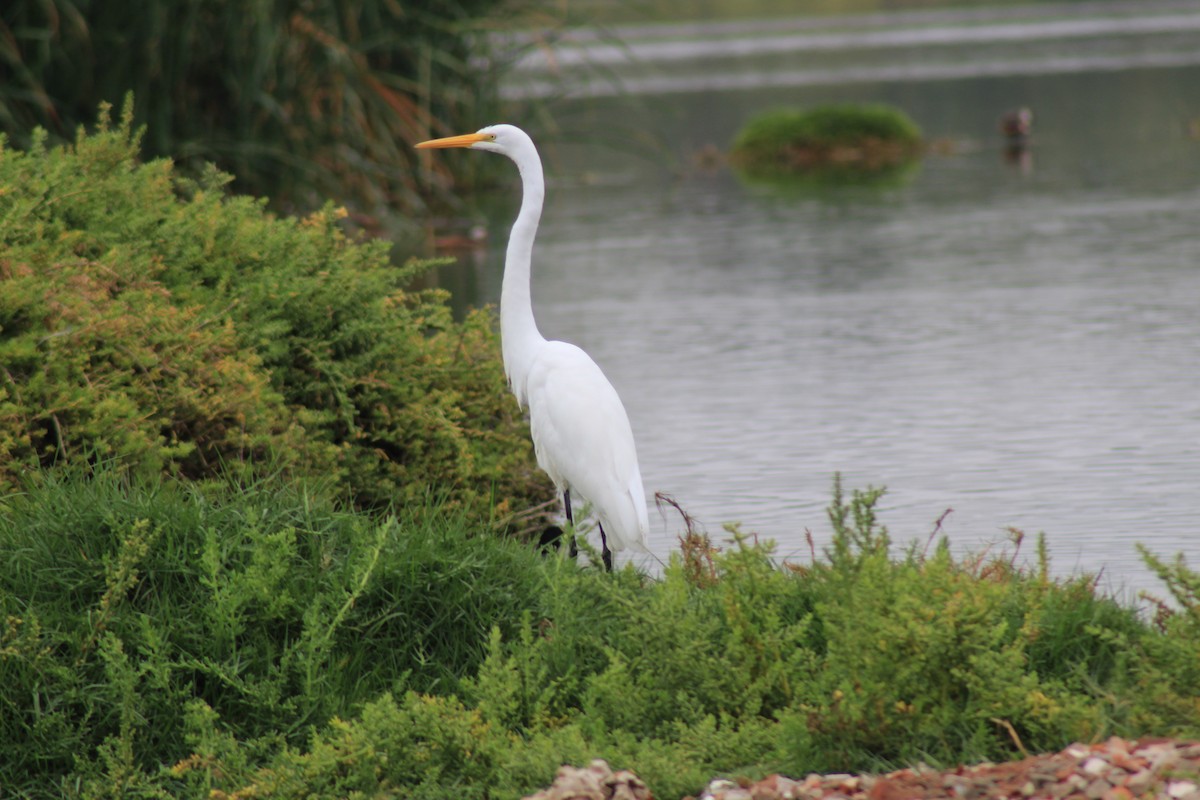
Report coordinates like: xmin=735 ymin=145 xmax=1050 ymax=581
xmin=487 ymin=134 xmax=497 ymax=140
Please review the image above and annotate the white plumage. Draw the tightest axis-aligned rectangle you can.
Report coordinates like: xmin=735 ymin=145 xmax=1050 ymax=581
xmin=416 ymin=124 xmax=650 ymax=566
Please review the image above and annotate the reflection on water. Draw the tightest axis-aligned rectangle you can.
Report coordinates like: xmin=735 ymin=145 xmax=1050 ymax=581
xmin=450 ymin=6 xmax=1200 ymax=597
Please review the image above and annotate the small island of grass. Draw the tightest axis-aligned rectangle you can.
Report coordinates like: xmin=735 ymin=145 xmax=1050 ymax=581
xmin=731 ymin=104 xmax=923 ymax=175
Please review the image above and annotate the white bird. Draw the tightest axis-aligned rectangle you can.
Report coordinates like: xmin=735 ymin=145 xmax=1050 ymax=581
xmin=416 ymin=124 xmax=650 ymax=570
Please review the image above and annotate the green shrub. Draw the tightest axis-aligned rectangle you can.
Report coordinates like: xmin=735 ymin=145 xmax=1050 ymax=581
xmin=783 ymin=545 xmax=1100 ymax=771
xmin=731 ymin=104 xmax=923 ymax=175
xmin=4 ymin=472 xmax=1199 ymax=799
xmin=0 ymin=469 xmax=554 ymax=798
xmin=0 ymin=101 xmax=553 ymax=515
xmin=1124 ymin=547 xmax=1200 ymax=732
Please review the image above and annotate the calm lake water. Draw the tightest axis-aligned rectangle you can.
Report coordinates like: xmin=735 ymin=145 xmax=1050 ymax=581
xmin=445 ymin=1 xmax=1200 ymax=598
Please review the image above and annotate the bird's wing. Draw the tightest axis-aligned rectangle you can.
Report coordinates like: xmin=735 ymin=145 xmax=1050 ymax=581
xmin=525 ymin=341 xmax=649 ymax=552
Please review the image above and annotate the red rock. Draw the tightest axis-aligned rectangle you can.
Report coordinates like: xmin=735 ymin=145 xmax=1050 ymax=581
xmin=1124 ymin=769 xmax=1156 ymax=795
xmin=1109 ymin=751 xmax=1144 ymax=772
xmin=750 ymin=774 xmax=804 ymax=800
xmin=1047 ymin=781 xmax=1077 ymax=798
xmin=866 ymin=777 xmax=921 ymax=800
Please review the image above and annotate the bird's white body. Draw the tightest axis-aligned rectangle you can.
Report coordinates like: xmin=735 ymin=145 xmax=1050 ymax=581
xmin=417 ymin=123 xmax=649 ymax=557
xmin=523 ymin=340 xmax=649 ymax=552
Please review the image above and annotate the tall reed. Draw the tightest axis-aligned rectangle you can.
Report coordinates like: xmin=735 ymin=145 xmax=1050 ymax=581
xmin=0 ymin=0 xmax=554 ymax=217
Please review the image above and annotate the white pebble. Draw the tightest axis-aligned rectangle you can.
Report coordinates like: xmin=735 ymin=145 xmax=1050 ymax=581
xmin=1168 ymin=781 xmax=1198 ymax=799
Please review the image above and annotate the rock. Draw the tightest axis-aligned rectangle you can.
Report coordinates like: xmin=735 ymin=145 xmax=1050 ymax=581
xmin=609 ymin=770 xmax=651 ymax=800
xmin=748 ymin=774 xmax=806 ymax=800
xmin=1109 ymin=750 xmax=1143 ymax=772
xmin=1066 ymin=773 xmax=1089 ymax=792
xmin=1168 ymin=780 xmax=1199 ymax=799
xmin=524 ymin=739 xmax=1200 ymax=800
xmin=700 ymin=779 xmax=740 ymax=800
xmin=940 ymin=774 xmax=969 ymax=790
xmin=1047 ymin=781 xmax=1076 ymax=798
xmin=1152 ymin=748 xmax=1182 ymax=774
xmin=1124 ymin=769 xmax=1156 ymax=794
xmin=524 ymin=760 xmax=651 ymax=800
xmin=866 ymin=776 xmax=921 ymax=800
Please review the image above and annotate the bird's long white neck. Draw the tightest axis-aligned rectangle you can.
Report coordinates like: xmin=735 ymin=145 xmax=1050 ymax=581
xmin=500 ymin=142 xmax=548 ymax=409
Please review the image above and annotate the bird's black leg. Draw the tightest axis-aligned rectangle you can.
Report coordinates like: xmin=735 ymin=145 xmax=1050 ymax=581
xmin=564 ymin=489 xmax=578 ymax=559
xmin=599 ymin=523 xmax=613 ymax=572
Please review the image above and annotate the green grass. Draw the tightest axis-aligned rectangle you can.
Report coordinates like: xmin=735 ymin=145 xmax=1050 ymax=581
xmin=731 ymin=104 xmax=923 ymax=176
xmin=3 ymin=470 xmax=1199 ymax=799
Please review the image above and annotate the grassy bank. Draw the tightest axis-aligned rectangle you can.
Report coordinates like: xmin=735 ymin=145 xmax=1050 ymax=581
xmin=2 ymin=470 xmax=1198 ymax=799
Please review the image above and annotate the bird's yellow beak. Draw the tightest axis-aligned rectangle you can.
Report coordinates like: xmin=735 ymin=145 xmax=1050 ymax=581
xmin=415 ymin=132 xmax=490 ymax=149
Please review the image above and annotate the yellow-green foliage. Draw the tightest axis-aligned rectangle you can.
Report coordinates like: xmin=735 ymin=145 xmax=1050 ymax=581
xmin=0 ymin=100 xmax=552 ymax=515
xmin=787 ymin=545 xmax=1097 ymax=770
xmin=0 ymin=128 xmax=293 ymax=482
xmin=1127 ymin=546 xmax=1200 ymax=730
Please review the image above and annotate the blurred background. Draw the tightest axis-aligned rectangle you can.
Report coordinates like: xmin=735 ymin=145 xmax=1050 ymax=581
xmin=5 ymin=0 xmax=1198 ymax=596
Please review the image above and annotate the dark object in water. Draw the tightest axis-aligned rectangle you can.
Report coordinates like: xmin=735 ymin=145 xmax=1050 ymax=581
xmin=1000 ymin=107 xmax=1033 ymax=142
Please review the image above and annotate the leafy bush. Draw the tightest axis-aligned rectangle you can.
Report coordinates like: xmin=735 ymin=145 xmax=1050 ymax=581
xmin=3 ymin=471 xmax=1199 ymax=799
xmin=731 ymin=104 xmax=923 ymax=175
xmin=1124 ymin=546 xmax=1200 ymax=732
xmin=0 ymin=101 xmax=554 ymax=515
xmin=0 ymin=469 xmax=554 ymax=798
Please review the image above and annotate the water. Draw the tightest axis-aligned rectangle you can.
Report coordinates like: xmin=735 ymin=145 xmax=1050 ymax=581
xmin=503 ymin=0 xmax=1200 ymax=99
xmin=447 ymin=2 xmax=1200 ymax=598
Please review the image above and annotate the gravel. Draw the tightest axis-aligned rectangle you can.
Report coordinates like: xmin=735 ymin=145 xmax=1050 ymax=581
xmin=523 ymin=738 xmax=1200 ymax=800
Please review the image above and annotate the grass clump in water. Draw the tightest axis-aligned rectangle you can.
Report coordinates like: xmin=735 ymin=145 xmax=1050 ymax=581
xmin=731 ymin=104 xmax=923 ymax=176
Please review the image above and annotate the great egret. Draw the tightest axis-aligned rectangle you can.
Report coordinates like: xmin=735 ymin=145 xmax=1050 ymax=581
xmin=416 ymin=124 xmax=650 ymax=570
